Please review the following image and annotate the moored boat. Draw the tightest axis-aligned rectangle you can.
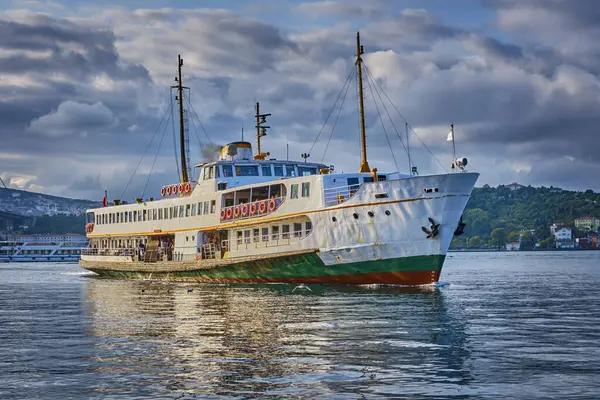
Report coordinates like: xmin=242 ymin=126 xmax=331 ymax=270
xmin=80 ymin=33 xmax=478 ymax=284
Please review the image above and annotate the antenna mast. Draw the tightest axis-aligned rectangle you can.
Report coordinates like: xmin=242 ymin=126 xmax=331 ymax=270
xmin=175 ymin=55 xmax=189 ymax=183
xmin=356 ymin=32 xmax=370 ymax=173
xmin=254 ymin=102 xmax=271 ymax=160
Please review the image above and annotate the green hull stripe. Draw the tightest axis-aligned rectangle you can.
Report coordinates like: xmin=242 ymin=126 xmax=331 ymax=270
xmin=89 ymin=253 xmax=446 ymax=281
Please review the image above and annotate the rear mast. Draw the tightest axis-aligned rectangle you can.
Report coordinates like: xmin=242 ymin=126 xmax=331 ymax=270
xmin=173 ymin=55 xmax=189 ymax=183
xmin=356 ymin=32 xmax=371 ymax=173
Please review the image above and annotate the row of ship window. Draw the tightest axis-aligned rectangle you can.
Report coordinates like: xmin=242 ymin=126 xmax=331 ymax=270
xmin=95 ymin=200 xmax=217 ymax=225
xmin=203 ymin=164 xmax=319 ymax=180
xmin=235 ymin=222 xmax=312 ymax=245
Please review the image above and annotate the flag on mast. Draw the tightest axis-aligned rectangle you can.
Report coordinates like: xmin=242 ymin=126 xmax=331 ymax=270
xmin=102 ymin=191 xmax=108 ymax=207
xmin=447 ymin=129 xmax=454 ymax=141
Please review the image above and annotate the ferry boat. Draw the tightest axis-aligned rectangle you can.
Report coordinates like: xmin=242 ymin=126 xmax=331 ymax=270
xmin=80 ymin=33 xmax=478 ymax=284
xmin=1 ymin=234 xmax=88 ymax=262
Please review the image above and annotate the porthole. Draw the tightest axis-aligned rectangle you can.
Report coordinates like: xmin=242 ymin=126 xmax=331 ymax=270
xmin=385 ymin=210 xmax=391 ymax=216
xmin=368 ymin=211 xmax=374 ymax=218
xmin=332 ymin=217 xmax=337 ymax=222
xmin=353 ymin=213 xmax=359 ymax=219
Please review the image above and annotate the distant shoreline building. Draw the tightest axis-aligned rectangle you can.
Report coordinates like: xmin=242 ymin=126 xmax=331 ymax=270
xmin=574 ymin=216 xmax=600 ymax=232
xmin=506 ymin=182 xmax=525 ymax=191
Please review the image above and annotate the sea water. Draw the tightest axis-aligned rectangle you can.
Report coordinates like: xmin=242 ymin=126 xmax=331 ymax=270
xmin=0 ymin=252 xmax=599 ymax=399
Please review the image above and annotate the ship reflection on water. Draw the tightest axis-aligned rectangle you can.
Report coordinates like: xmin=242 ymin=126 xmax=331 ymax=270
xmin=84 ymin=279 xmax=471 ymax=397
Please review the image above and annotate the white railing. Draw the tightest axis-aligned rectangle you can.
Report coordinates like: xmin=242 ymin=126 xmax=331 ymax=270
xmin=234 ymin=228 xmax=312 ymax=250
xmin=323 ymin=184 xmax=362 ymax=206
xmin=81 ymin=248 xmax=135 ymax=256
xmin=220 ymin=196 xmax=286 ymax=222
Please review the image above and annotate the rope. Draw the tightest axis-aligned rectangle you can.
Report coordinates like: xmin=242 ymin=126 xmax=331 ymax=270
xmin=142 ymin=109 xmax=171 ymax=198
xmin=120 ymin=101 xmax=171 ymax=201
xmin=321 ymin=71 xmax=353 ymax=163
xmin=364 ymin=67 xmax=400 ymax=172
xmin=307 ymin=67 xmax=355 ymax=157
xmin=363 ymin=63 xmax=448 ymax=173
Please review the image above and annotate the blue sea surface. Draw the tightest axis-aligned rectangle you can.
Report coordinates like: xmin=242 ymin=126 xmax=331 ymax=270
xmin=1 ymin=251 xmax=599 ymax=399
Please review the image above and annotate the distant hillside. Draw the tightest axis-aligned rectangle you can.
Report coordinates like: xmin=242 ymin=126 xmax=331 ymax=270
xmin=0 ymin=187 xmax=99 ymax=217
xmin=460 ymin=184 xmax=600 ymax=242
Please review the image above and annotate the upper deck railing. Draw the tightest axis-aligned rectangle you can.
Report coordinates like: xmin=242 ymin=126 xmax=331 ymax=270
xmin=323 ymin=184 xmax=362 ymax=207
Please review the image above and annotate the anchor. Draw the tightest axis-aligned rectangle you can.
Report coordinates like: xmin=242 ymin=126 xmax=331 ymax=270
xmin=422 ymin=217 xmax=440 ymax=239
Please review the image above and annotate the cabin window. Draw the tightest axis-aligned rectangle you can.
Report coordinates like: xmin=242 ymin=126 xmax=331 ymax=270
xmin=253 ymin=229 xmax=260 ymax=243
xmin=158 ymin=209 xmax=163 ymax=220
xmin=215 ymin=167 xmax=220 ymax=178
xmin=86 ymin=212 xmax=95 ymax=224
xmin=244 ymin=230 xmax=251 ymax=244
xmin=236 ymin=165 xmax=259 ymax=176
xmin=282 ymin=225 xmax=290 ymax=239
xmin=378 ymin=175 xmax=387 ymax=181
xmin=285 ymin=165 xmax=295 ymax=177
xmin=133 ymin=211 xmax=137 ymax=222
xmin=203 ymin=167 xmax=212 ymax=180
xmin=153 ymin=209 xmax=157 ymax=220
xmin=116 ymin=213 xmax=120 ymax=223
xmin=179 ymin=206 xmax=184 ymax=218
xmin=302 ymin=182 xmax=310 ymax=197
xmin=186 ymin=204 xmax=191 ymax=217
xmin=262 ymin=227 xmax=269 ymax=242
xmin=363 ymin=176 xmax=374 ymax=183
xmin=129 ymin=211 xmax=133 ymax=222
xmin=141 ymin=210 xmax=146 ymax=221
xmin=298 ymin=166 xmax=317 ymax=176
xmin=273 ymin=165 xmax=283 ymax=176
xmin=306 ymin=221 xmax=312 ymax=233
xmin=124 ymin=212 xmax=129 ymax=223
xmin=210 ymin=200 xmax=216 ymax=213
xmin=261 ymin=165 xmax=272 ymax=176
xmin=197 ymin=202 xmax=203 ymax=215
xmin=191 ymin=204 xmax=197 ymax=216
xmin=294 ymin=223 xmax=302 ymax=237
xmin=272 ymin=226 xmax=279 ymax=241
xmin=209 ymin=166 xmax=215 ymax=179
xmin=202 ymin=201 xmax=207 ymax=214
xmin=237 ymin=231 xmax=243 ymax=245
xmin=222 ymin=165 xmax=233 ymax=177
xmin=291 ymin=184 xmax=299 ymax=199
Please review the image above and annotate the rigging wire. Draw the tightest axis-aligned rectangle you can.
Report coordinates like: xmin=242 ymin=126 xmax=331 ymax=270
xmin=142 ymin=108 xmax=171 ymax=198
xmin=307 ymin=67 xmax=355 ymax=157
xmin=119 ymin=101 xmax=172 ymax=201
xmin=186 ymin=97 xmax=213 ymax=145
xmin=364 ymin=67 xmax=400 ymax=172
xmin=321 ymin=71 xmax=353 ymax=163
xmin=170 ymin=89 xmax=181 ymax=181
xmin=183 ymin=90 xmax=205 ymax=153
xmin=363 ymin=63 xmax=448 ymax=173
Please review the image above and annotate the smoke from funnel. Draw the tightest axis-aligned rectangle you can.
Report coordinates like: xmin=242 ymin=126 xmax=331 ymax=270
xmin=201 ymin=143 xmax=223 ymax=163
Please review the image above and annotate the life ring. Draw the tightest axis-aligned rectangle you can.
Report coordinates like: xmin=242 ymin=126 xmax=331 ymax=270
xmin=233 ymin=206 xmax=241 ymax=218
xmin=268 ymin=199 xmax=276 ymax=212
xmin=161 ymin=187 xmax=166 ymax=196
xmin=166 ymin=186 xmax=172 ymax=195
xmin=184 ymin=183 xmax=191 ymax=193
xmin=249 ymin=202 xmax=257 ymax=215
xmin=220 ymin=209 xmax=226 ymax=220
xmin=241 ymin=203 xmax=249 ymax=217
xmin=226 ymin=208 xmax=233 ymax=219
xmin=259 ymin=201 xmax=267 ymax=214
xmin=172 ymin=184 xmax=179 ymax=194
xmin=179 ymin=183 xmax=185 ymax=193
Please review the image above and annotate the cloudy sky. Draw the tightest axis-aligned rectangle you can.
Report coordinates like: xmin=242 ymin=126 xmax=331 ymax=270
xmin=1 ymin=0 xmax=599 ymax=201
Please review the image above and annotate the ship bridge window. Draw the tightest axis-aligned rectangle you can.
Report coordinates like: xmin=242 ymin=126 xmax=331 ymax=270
xmin=285 ymin=165 xmax=295 ymax=177
xmin=298 ymin=166 xmax=317 ymax=176
xmin=261 ymin=165 xmax=272 ymax=176
xmin=221 ymin=184 xmax=287 ymax=207
xmin=302 ymin=182 xmax=310 ymax=197
xmin=86 ymin=212 xmax=95 ymax=224
xmin=273 ymin=164 xmax=283 ymax=176
xmin=235 ymin=165 xmax=259 ymax=177
xmin=222 ymin=165 xmax=233 ymax=177
xmin=291 ymin=184 xmax=299 ymax=199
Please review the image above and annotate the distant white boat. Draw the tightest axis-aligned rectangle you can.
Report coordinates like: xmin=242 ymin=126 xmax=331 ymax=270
xmin=0 ymin=234 xmax=88 ymax=263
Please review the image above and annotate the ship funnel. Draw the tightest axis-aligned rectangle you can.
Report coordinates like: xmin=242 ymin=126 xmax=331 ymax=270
xmin=219 ymin=142 xmax=253 ymax=161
